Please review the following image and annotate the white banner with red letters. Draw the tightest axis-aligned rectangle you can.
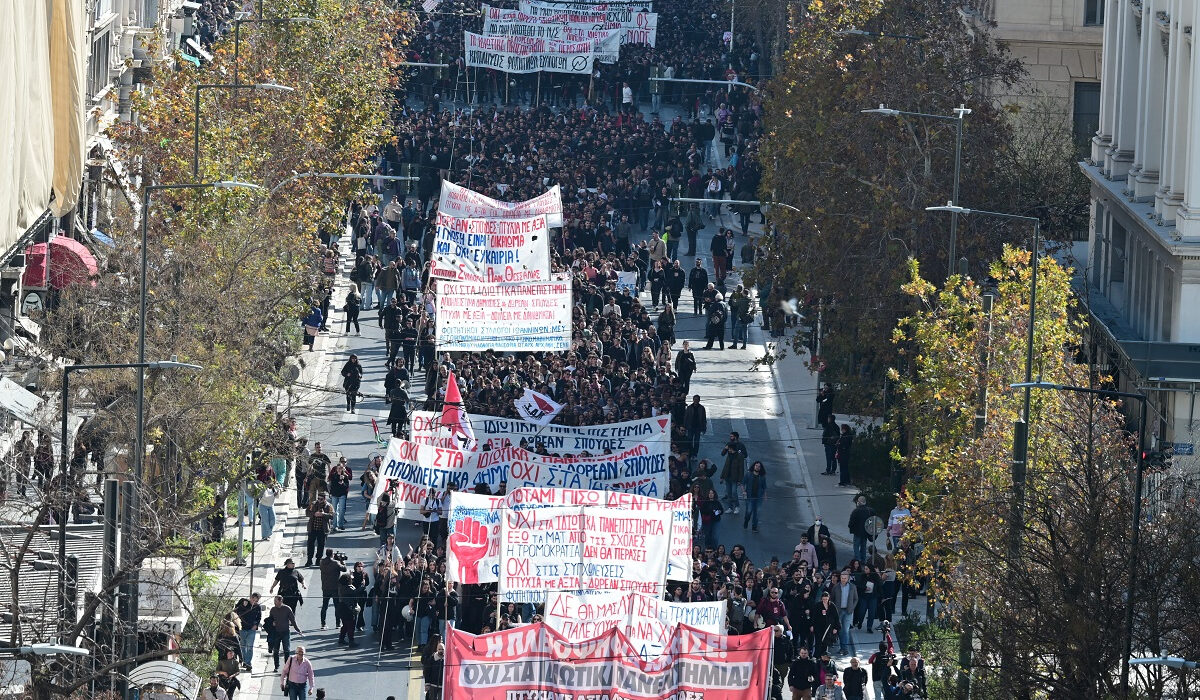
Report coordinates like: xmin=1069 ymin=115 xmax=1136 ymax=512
xmin=498 ymin=505 xmax=672 ymax=599
xmin=411 ymin=411 xmax=670 ymax=455
xmin=438 ymin=180 xmax=563 ymax=228
xmin=434 ymin=275 xmax=573 ymax=352
xmin=518 ymin=0 xmax=658 ymax=45
xmin=444 ymin=623 xmax=773 ymax=700
xmin=371 ymin=439 xmax=671 ymax=521
xmin=429 ymin=213 xmax=550 ymax=283
xmin=446 ymin=488 xmax=692 ymax=587
xmin=544 ymin=591 xmax=726 ymax=657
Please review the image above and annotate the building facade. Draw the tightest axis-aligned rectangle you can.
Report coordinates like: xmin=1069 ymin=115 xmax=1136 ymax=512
xmin=965 ymin=0 xmax=1105 ymax=147
xmin=1082 ymin=0 xmax=1200 ymax=463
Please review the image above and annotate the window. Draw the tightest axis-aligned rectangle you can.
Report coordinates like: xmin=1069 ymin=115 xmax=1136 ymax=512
xmin=87 ymin=31 xmax=111 ymax=103
xmin=1161 ymin=268 xmax=1173 ymax=341
xmin=1084 ymin=0 xmax=1104 ymax=25
xmin=1073 ymin=82 xmax=1102 ymax=151
xmin=1109 ymin=221 xmax=1126 ymax=283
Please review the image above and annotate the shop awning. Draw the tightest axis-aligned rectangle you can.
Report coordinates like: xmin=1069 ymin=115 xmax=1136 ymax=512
xmin=0 ymin=377 xmax=42 ymax=425
xmin=21 ymin=236 xmax=98 ymax=289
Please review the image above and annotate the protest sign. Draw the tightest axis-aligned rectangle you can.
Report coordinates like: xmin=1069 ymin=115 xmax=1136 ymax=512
xmin=411 ymin=411 xmax=671 ymax=455
xmin=544 ymin=591 xmax=726 ymax=656
xmin=616 ymin=270 xmax=638 ymax=294
xmin=444 ymin=623 xmax=773 ymax=700
xmin=445 ymin=491 xmax=503 ymax=585
xmin=447 ymin=487 xmax=692 ymax=585
xmin=438 ymin=180 xmax=563 ymax=228
xmin=519 ymin=0 xmax=658 ymax=45
xmin=429 ymin=213 xmax=551 ymax=283
xmin=465 ymin=31 xmax=599 ymax=75
xmin=435 ymin=275 xmax=572 ymax=352
xmin=498 ymin=506 xmax=672 ymax=598
xmin=367 ymin=439 xmax=473 ymax=519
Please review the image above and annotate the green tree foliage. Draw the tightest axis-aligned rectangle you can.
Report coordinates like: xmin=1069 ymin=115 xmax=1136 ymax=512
xmin=887 ymin=249 xmax=1194 ymax=699
xmin=757 ymin=0 xmax=1038 ymax=409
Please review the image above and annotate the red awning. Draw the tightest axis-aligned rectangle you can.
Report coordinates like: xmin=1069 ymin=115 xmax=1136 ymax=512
xmin=22 ymin=237 xmax=99 ymax=289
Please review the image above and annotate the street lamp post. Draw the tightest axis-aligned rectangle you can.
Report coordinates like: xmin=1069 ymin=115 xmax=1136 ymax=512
xmin=193 ymin=83 xmax=295 ymax=178
xmin=58 ymin=361 xmax=201 ymax=649
xmin=128 ymin=181 xmax=259 ymax=700
xmin=1011 ymin=381 xmax=1149 ymax=699
xmin=864 ymin=104 xmax=971 ymax=280
xmin=926 ymin=204 xmax=1040 ymax=565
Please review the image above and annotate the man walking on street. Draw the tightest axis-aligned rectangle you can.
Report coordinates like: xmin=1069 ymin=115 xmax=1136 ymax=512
xmin=742 ymin=461 xmax=767 ymax=532
xmin=280 ymin=645 xmax=316 ymax=700
xmin=720 ymin=431 xmax=746 ymax=514
xmin=319 ymin=549 xmax=346 ymax=630
xmin=830 ymin=571 xmax=858 ymax=656
xmin=836 ymin=424 xmax=855 ymax=487
xmin=305 ymin=493 xmax=335 ymax=567
xmin=674 ymin=341 xmax=697 ymax=394
xmin=327 ymin=461 xmax=351 ymax=531
xmin=266 ymin=594 xmax=303 ymax=672
xmin=821 ymin=416 xmax=839 ymax=475
xmin=848 ymin=495 xmax=876 ymax=563
xmin=729 ymin=285 xmax=751 ymax=349
xmin=683 ymin=395 xmax=707 ymax=464
xmin=271 ymin=559 xmax=306 ymax=616
xmin=688 ymin=258 xmax=709 ymax=315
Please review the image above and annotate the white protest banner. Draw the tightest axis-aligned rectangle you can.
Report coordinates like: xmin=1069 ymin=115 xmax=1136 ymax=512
xmin=465 ymin=31 xmax=597 ymax=75
xmin=544 ymin=592 xmax=726 ymax=656
xmin=429 ymin=213 xmax=551 ymax=283
xmin=616 ymin=271 xmax=638 ymax=295
xmin=367 ymin=439 xmax=472 ymax=519
xmin=519 ymin=0 xmax=657 ymax=45
xmin=438 ymin=180 xmax=563 ymax=228
xmin=435 ymin=276 xmax=572 ymax=352
xmin=411 ymin=412 xmax=671 ymax=455
xmin=447 ymin=487 xmax=692 ymax=585
xmin=498 ymin=506 xmax=671 ymax=599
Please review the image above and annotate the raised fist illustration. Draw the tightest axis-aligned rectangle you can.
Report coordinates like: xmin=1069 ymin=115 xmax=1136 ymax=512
xmin=449 ymin=516 xmax=490 ymax=584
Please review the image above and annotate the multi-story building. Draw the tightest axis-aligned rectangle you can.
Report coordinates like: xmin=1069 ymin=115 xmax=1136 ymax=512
xmin=965 ymin=0 xmax=1105 ymax=148
xmin=1082 ymin=0 xmax=1200 ymax=463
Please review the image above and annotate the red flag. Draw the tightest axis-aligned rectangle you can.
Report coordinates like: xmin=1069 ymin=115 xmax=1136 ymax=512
xmin=440 ymin=370 xmax=475 ymax=448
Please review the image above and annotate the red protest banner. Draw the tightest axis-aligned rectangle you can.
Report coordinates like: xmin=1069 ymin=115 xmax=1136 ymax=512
xmin=443 ymin=622 xmax=772 ymax=700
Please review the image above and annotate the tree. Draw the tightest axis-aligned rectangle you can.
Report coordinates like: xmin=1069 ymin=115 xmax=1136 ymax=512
xmin=888 ymin=248 xmax=1198 ymax=699
xmin=755 ymin=0 xmax=1032 ymax=409
xmin=11 ymin=0 xmax=412 ymax=695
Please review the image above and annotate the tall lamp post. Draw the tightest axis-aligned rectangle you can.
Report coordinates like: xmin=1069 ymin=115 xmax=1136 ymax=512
xmin=863 ymin=104 xmax=971 ymax=280
xmin=127 ymin=181 xmax=260 ymax=699
xmin=193 ymin=83 xmax=295 ymax=178
xmin=926 ymin=203 xmax=1040 ymax=566
xmin=58 ymin=361 xmax=201 ymax=647
xmin=1012 ymin=380 xmax=1150 ymax=700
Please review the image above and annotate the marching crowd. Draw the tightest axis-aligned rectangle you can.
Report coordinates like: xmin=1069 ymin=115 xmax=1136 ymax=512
xmin=249 ymin=3 xmax=940 ymax=700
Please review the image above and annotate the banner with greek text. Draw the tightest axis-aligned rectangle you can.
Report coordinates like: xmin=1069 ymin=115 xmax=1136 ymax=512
xmin=544 ymin=592 xmax=726 ymax=656
xmin=368 ymin=439 xmax=474 ymax=520
xmin=373 ymin=440 xmax=671 ymax=521
xmin=429 ymin=213 xmax=551 ymax=283
xmin=446 ymin=487 xmax=692 ymax=586
xmin=438 ymin=180 xmax=563 ymax=228
xmin=411 ymin=411 xmax=671 ymax=455
xmin=518 ymin=0 xmax=658 ymax=45
xmin=498 ymin=506 xmax=672 ymax=598
xmin=444 ymin=623 xmax=773 ymax=700
xmin=465 ymin=31 xmax=598 ymax=75
xmin=434 ymin=276 xmax=572 ymax=352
